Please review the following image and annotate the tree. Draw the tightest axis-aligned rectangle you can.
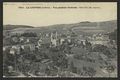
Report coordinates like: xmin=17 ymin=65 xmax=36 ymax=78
xmin=69 ymin=61 xmax=77 ymax=73
xmin=87 ymin=67 xmax=96 ymax=77
xmin=82 ymin=66 xmax=96 ymax=77
xmin=17 ymin=53 xmax=36 ymax=74
xmin=92 ymin=44 xmax=116 ymax=58
xmin=106 ymin=64 xmax=115 ymax=77
xmin=21 ymin=32 xmax=37 ymax=37
xmin=11 ymin=37 xmax=20 ymax=45
xmin=109 ymin=29 xmax=117 ymax=43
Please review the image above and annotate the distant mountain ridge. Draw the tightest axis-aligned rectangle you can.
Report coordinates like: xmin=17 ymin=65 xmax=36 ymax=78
xmin=3 ymin=20 xmax=117 ymax=35
xmin=3 ymin=25 xmax=34 ymax=30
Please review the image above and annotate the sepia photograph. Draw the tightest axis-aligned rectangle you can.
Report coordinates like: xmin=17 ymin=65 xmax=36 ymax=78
xmin=3 ymin=2 xmax=117 ymax=78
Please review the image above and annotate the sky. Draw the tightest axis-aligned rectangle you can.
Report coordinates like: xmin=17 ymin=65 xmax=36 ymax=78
xmin=3 ymin=2 xmax=117 ymax=27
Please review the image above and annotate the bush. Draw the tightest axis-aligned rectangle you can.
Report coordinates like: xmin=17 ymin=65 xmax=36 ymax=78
xmin=93 ymin=44 xmax=116 ymax=58
xmin=21 ymin=32 xmax=37 ymax=37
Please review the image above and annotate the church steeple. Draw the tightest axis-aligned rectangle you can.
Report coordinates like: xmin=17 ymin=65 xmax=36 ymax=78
xmin=50 ymin=31 xmax=58 ymax=47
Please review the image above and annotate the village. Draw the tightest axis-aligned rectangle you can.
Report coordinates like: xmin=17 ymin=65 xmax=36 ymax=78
xmin=3 ymin=28 xmax=117 ymax=77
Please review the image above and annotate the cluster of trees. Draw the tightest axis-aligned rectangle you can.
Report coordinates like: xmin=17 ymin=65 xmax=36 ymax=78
xmin=82 ymin=66 xmax=96 ymax=77
xmin=7 ymin=32 xmax=38 ymax=45
xmin=3 ymin=45 xmax=69 ymax=77
xmin=74 ymin=54 xmax=95 ymax=63
xmin=69 ymin=61 xmax=96 ymax=77
xmin=21 ymin=32 xmax=37 ymax=37
xmin=109 ymin=29 xmax=117 ymax=43
xmin=10 ymin=32 xmax=37 ymax=38
xmin=93 ymin=44 xmax=117 ymax=58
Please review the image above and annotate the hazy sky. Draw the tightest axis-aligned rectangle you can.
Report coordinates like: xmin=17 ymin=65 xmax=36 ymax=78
xmin=3 ymin=2 xmax=117 ymax=27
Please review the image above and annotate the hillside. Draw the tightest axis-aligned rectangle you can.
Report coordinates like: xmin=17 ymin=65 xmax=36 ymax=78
xmin=3 ymin=25 xmax=34 ymax=30
xmin=3 ymin=20 xmax=117 ymax=35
